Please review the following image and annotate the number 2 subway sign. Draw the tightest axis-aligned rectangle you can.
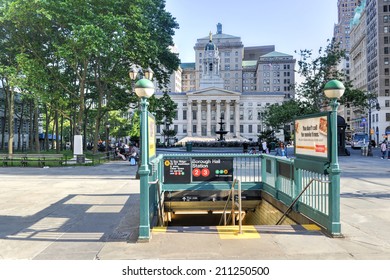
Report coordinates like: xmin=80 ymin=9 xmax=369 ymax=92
xmin=192 ymin=158 xmax=233 ymax=182
xmin=295 ymin=113 xmax=330 ymax=160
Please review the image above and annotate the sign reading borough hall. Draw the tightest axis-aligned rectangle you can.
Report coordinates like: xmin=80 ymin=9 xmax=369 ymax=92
xmin=294 ymin=113 xmax=331 ymax=160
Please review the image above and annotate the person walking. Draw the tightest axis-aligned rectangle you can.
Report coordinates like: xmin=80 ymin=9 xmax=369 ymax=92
xmin=380 ymin=140 xmax=387 ymax=159
xmin=387 ymin=140 xmax=390 ymax=160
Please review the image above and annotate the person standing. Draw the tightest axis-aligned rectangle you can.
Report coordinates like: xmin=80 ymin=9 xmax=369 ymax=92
xmin=261 ymin=139 xmax=269 ymax=154
xmin=381 ymin=140 xmax=387 ymax=159
xmin=275 ymin=142 xmax=288 ymax=157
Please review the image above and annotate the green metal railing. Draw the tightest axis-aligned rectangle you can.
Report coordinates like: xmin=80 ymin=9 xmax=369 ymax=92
xmin=143 ymin=152 xmax=339 ymax=237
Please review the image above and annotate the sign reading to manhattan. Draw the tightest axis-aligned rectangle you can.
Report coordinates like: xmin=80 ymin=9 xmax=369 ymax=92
xmin=295 ymin=113 xmax=330 ymax=160
xmin=191 ymin=158 xmax=233 ymax=182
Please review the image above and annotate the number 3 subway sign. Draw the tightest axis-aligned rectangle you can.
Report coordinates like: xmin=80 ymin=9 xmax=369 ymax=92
xmin=163 ymin=158 xmax=233 ymax=183
xmin=294 ymin=112 xmax=330 ymax=160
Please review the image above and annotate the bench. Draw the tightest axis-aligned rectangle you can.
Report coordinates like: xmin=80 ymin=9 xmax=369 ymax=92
xmin=23 ymin=154 xmax=65 ymax=167
xmin=1 ymin=154 xmax=65 ymax=167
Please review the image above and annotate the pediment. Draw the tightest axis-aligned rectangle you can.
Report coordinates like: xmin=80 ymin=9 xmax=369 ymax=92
xmin=186 ymin=87 xmax=241 ymax=96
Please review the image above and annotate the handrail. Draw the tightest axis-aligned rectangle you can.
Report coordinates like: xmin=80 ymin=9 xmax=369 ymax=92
xmin=218 ymin=178 xmax=243 ymax=234
xmin=276 ymin=178 xmax=331 ymax=225
xmin=218 ymin=178 xmax=237 ymax=226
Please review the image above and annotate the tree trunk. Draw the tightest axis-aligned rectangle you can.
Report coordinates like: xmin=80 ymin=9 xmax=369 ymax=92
xmin=8 ymin=88 xmax=14 ymax=155
xmin=34 ymin=101 xmax=40 ymax=152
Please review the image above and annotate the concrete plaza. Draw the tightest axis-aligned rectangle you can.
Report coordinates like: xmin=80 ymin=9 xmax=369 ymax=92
xmin=0 ymin=147 xmax=389 ymax=260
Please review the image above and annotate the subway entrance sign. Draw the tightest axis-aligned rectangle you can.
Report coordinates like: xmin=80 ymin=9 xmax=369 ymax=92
xmin=191 ymin=158 xmax=233 ymax=182
xmin=164 ymin=158 xmax=191 ymax=184
xmin=163 ymin=157 xmax=234 ymax=183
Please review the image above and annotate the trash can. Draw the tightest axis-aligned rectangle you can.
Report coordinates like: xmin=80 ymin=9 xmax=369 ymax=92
xmin=186 ymin=142 xmax=193 ymax=152
xmin=76 ymin=154 xmax=85 ymax=164
xmin=361 ymin=145 xmax=368 ymax=156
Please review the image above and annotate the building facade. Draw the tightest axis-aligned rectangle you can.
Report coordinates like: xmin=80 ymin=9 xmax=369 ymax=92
xmin=155 ymin=24 xmax=295 ymax=143
xmin=348 ymin=0 xmax=390 ymax=141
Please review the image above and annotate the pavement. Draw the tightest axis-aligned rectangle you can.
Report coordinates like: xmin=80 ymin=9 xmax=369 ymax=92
xmin=0 ymin=146 xmax=390 ymax=260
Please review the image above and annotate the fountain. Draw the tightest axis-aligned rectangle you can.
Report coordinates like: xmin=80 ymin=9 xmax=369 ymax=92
xmin=216 ymin=113 xmax=228 ymax=141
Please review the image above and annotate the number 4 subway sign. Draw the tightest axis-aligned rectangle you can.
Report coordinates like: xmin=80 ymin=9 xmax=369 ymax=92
xmin=191 ymin=158 xmax=233 ymax=182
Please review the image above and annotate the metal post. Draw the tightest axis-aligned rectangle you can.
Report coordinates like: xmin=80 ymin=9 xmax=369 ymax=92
xmin=138 ymin=97 xmax=150 ymax=241
xmin=368 ymin=105 xmax=373 ymax=156
xmin=329 ymin=98 xmax=341 ymax=236
xmin=238 ymin=179 xmax=242 ymax=234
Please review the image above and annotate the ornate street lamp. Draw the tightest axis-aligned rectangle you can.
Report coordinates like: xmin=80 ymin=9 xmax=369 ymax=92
xmin=129 ymin=66 xmax=155 ymax=241
xmin=324 ymin=79 xmax=345 ymax=236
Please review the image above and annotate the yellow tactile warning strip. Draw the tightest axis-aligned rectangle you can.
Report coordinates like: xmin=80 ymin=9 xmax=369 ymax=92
xmin=302 ymin=224 xmax=322 ymax=231
xmin=216 ymin=225 xmax=261 ymax=240
xmin=152 ymin=227 xmax=167 ymax=233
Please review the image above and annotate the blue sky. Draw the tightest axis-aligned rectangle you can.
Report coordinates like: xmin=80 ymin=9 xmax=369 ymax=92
xmin=165 ymin=0 xmax=339 ymax=63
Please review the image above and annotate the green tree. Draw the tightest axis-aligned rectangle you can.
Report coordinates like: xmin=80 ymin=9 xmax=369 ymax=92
xmin=0 ymin=0 xmax=180 ymax=153
xmin=265 ymin=99 xmax=317 ymax=129
xmin=295 ymin=39 xmax=372 ymax=111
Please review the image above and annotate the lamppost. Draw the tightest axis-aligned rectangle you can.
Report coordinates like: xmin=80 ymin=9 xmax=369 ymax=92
xmin=105 ymin=122 xmax=110 ymax=159
xmin=129 ymin=65 xmax=155 ymax=241
xmin=324 ymin=79 xmax=345 ymax=236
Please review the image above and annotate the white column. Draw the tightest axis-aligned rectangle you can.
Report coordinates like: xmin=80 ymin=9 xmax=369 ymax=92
xmin=216 ymin=100 xmax=221 ymax=123
xmin=187 ymin=101 xmax=192 ymax=136
xmin=197 ymin=100 xmax=202 ymax=136
xmin=206 ymin=100 xmax=211 ymax=136
xmin=225 ymin=100 xmax=231 ymax=135
xmin=235 ymin=101 xmax=240 ymax=137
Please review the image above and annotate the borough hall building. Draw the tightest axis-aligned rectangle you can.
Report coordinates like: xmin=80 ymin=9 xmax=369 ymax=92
xmin=155 ymin=23 xmax=296 ymax=143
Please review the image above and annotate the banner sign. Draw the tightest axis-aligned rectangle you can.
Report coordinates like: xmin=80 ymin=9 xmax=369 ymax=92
xmin=295 ymin=113 xmax=330 ymax=160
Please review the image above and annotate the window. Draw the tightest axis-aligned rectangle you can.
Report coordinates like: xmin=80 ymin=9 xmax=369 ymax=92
xmin=174 ymin=125 xmax=178 ymax=133
xmin=248 ymin=125 xmax=253 ymax=133
xmin=183 ymin=125 xmax=187 ymax=133
xmin=248 ymin=110 xmax=253 ymax=120
xmin=386 ymin=100 xmax=390 ymax=107
xmin=193 ymin=125 xmax=197 ymax=133
xmin=385 ymin=37 xmax=389 ymax=44
xmin=386 ymin=58 xmax=389 ymax=65
xmin=192 ymin=110 xmax=197 ymax=120
xmin=240 ymin=109 xmax=244 ymax=120
xmin=240 ymin=125 xmax=244 ymax=133
xmin=385 ymin=47 xmax=389 ymax=54
xmin=174 ymin=111 xmax=178 ymax=120
xmin=230 ymin=125 xmax=234 ymax=133
xmin=183 ymin=110 xmax=187 ymax=120
xmin=386 ymin=113 xmax=390 ymax=122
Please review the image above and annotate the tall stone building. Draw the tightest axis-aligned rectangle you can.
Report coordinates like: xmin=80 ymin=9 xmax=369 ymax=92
xmin=155 ymin=24 xmax=296 ymax=143
xmin=349 ymin=0 xmax=390 ymax=142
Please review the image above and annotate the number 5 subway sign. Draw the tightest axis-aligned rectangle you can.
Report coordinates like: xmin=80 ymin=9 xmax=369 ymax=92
xmin=294 ymin=112 xmax=331 ymax=161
